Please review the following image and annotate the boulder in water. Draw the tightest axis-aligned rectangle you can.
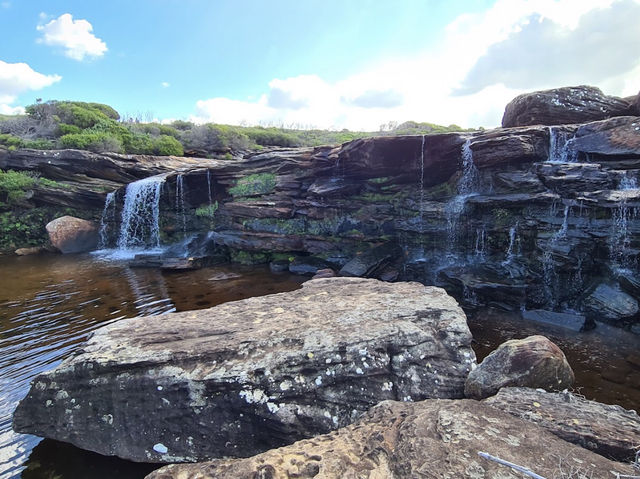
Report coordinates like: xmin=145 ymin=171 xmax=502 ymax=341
xmin=339 ymin=242 xmax=402 ymax=278
xmin=13 ymin=278 xmax=475 ymax=462
xmin=464 ymin=335 xmax=574 ymax=399
xmin=583 ymin=283 xmax=639 ymax=322
xmin=45 ymin=216 xmax=99 ymax=254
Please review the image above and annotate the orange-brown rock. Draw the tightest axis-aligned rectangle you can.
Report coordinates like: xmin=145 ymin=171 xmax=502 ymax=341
xmin=45 ymin=216 xmax=99 ymax=254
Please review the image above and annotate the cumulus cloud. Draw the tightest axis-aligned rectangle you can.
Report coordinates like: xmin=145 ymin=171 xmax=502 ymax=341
xmin=191 ymin=0 xmax=640 ymax=130
xmin=0 ymin=60 xmax=61 ymax=113
xmin=455 ymin=0 xmax=640 ymax=95
xmin=37 ymin=13 xmax=107 ymax=61
xmin=161 ymin=81 xmax=170 ymax=88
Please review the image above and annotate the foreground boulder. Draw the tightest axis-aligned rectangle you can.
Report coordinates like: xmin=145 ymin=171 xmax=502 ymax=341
xmin=146 ymin=399 xmax=635 ymax=479
xmin=13 ymin=278 xmax=475 ymax=462
xmin=45 ymin=215 xmax=99 ymax=254
xmin=485 ymin=387 xmax=640 ymax=462
xmin=502 ymin=85 xmax=634 ymax=127
xmin=464 ymin=335 xmax=574 ymax=399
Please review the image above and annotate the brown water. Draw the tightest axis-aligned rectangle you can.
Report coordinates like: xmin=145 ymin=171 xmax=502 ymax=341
xmin=0 ymin=254 xmax=305 ymax=479
xmin=1 ymin=255 xmax=639 ymax=479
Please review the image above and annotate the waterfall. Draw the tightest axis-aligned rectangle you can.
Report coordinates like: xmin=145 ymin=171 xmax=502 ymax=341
xmin=175 ymin=174 xmax=187 ymax=234
xmin=445 ymin=137 xmax=479 ymax=261
xmin=548 ymin=127 xmax=577 ymax=163
xmin=543 ymin=205 xmax=570 ymax=307
xmin=207 ymin=170 xmax=213 ymax=206
xmin=474 ymin=227 xmax=487 ymax=260
xmin=419 ymin=135 xmax=425 ymax=232
xmin=117 ymin=175 xmax=166 ymax=249
xmin=98 ymin=192 xmax=116 ymax=248
xmin=502 ymin=223 xmax=521 ymax=266
xmin=610 ymin=174 xmax=639 ymax=270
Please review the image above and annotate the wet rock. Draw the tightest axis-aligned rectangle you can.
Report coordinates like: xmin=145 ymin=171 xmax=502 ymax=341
xmin=13 ymin=278 xmax=475 ymax=462
xmin=502 ymin=85 xmax=634 ymax=127
xmin=311 ymin=268 xmax=335 ymax=279
xmin=45 ymin=216 xmax=99 ymax=254
xmin=146 ymin=399 xmax=635 ymax=479
xmin=573 ymin=116 xmax=640 ymax=158
xmin=14 ymin=246 xmax=47 ymax=256
xmin=288 ymin=256 xmax=332 ymax=275
xmin=339 ymin=242 xmax=402 ymax=278
xmin=470 ymin=126 xmax=548 ymax=168
xmin=618 ymin=270 xmax=640 ymax=297
xmin=521 ymin=309 xmax=586 ymax=332
xmin=268 ymin=259 xmax=290 ymax=272
xmin=485 ymin=387 xmax=640 ymax=462
xmin=583 ymin=282 xmax=639 ymax=322
xmin=536 ymin=162 xmax=615 ymax=194
xmin=464 ymin=335 xmax=574 ymax=399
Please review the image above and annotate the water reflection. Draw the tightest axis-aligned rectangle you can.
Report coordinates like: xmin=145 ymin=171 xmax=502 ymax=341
xmin=0 ymin=254 xmax=305 ymax=479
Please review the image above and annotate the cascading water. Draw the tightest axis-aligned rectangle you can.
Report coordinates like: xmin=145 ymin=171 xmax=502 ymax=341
xmin=548 ymin=127 xmax=577 ymax=163
xmin=98 ymin=192 xmax=115 ymax=248
xmin=502 ymin=222 xmax=520 ymax=265
xmin=474 ymin=227 xmax=487 ymax=260
xmin=543 ymin=204 xmax=570 ymax=307
xmin=610 ymin=174 xmax=639 ymax=270
xmin=117 ymin=175 xmax=166 ymax=249
xmin=175 ymin=174 xmax=187 ymax=234
xmin=445 ymin=137 xmax=479 ymax=261
xmin=419 ymin=135 xmax=425 ymax=232
xmin=207 ymin=170 xmax=214 ymax=206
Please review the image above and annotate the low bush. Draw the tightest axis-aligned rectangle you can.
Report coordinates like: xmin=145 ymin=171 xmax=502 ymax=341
xmin=153 ymin=135 xmax=184 ymax=156
xmin=229 ymin=173 xmax=277 ymax=197
xmin=0 ymin=169 xmax=35 ymax=206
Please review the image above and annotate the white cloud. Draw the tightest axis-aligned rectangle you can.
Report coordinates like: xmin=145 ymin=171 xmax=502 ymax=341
xmin=37 ymin=13 xmax=107 ymax=61
xmin=191 ymin=0 xmax=640 ymax=130
xmin=0 ymin=60 xmax=61 ymax=113
xmin=161 ymin=82 xmax=170 ymax=88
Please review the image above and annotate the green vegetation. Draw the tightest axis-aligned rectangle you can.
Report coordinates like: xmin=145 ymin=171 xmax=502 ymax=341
xmin=0 ymin=170 xmax=35 ymax=206
xmin=229 ymin=173 xmax=277 ymax=197
xmin=0 ymin=99 xmax=478 ymax=157
xmin=195 ymin=202 xmax=219 ymax=217
xmin=229 ymin=249 xmax=270 ymax=265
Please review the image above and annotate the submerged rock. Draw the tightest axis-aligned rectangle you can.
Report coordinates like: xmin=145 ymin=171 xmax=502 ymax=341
xmin=13 ymin=278 xmax=475 ymax=463
xmin=45 ymin=216 xmax=99 ymax=254
xmin=146 ymin=399 xmax=635 ymax=479
xmin=339 ymin=242 xmax=403 ymax=278
xmin=583 ymin=282 xmax=639 ymax=322
xmin=464 ymin=335 xmax=574 ymax=399
xmin=502 ymin=85 xmax=634 ymax=127
xmin=485 ymin=387 xmax=640 ymax=462
xmin=521 ymin=309 xmax=586 ymax=332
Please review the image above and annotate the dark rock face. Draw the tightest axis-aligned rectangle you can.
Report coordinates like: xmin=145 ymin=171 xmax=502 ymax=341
xmin=485 ymin=387 xmax=640 ymax=462
xmin=583 ymin=283 xmax=639 ymax=322
xmin=464 ymin=335 xmax=574 ymax=399
xmin=45 ymin=216 xmax=99 ymax=254
xmin=339 ymin=242 xmax=402 ymax=278
xmin=573 ymin=116 xmax=640 ymax=158
xmin=502 ymin=85 xmax=634 ymax=127
xmin=13 ymin=278 xmax=475 ymax=463
xmin=146 ymin=399 xmax=635 ymax=479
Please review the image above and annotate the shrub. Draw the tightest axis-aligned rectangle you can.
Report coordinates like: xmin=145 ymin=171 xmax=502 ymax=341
xmin=22 ymin=139 xmax=55 ymax=149
xmin=59 ymin=132 xmax=123 ymax=153
xmin=58 ymin=123 xmax=82 ymax=135
xmin=153 ymin=135 xmax=184 ymax=156
xmin=0 ymin=169 xmax=35 ymax=206
xmin=124 ymin=133 xmax=155 ymax=154
xmin=195 ymin=202 xmax=218 ymax=217
xmin=0 ymin=133 xmax=23 ymax=148
xmin=229 ymin=173 xmax=277 ymax=197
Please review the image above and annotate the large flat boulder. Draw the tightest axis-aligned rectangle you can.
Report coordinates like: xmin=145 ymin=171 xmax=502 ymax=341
xmin=485 ymin=387 xmax=640 ymax=462
xmin=502 ymin=85 xmax=634 ymax=127
xmin=13 ymin=278 xmax=475 ymax=463
xmin=146 ymin=399 xmax=636 ymax=479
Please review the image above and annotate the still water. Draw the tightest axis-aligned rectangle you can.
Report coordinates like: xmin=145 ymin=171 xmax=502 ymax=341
xmin=0 ymin=254 xmax=638 ymax=479
xmin=0 ymin=254 xmax=305 ymax=479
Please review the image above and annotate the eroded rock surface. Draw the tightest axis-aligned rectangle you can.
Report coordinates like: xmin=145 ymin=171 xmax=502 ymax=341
xmin=464 ymin=335 xmax=574 ymax=399
xmin=485 ymin=387 xmax=640 ymax=462
xmin=146 ymin=399 xmax=635 ymax=479
xmin=502 ymin=85 xmax=634 ymax=127
xmin=13 ymin=278 xmax=475 ymax=463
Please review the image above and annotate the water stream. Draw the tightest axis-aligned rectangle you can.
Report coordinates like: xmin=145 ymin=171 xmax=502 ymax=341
xmin=117 ymin=176 xmax=166 ymax=250
xmin=610 ymin=174 xmax=639 ymax=271
xmin=175 ymin=174 xmax=187 ymax=235
xmin=543 ymin=205 xmax=570 ymax=307
xmin=548 ymin=127 xmax=577 ymax=163
xmin=97 ymin=192 xmax=115 ymax=249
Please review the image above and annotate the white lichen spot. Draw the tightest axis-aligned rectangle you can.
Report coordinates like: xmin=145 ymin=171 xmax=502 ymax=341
xmin=279 ymin=380 xmax=292 ymax=391
xmin=315 ymin=376 xmax=323 ymax=386
xmin=332 ymin=416 xmax=339 ymax=425
xmin=45 ymin=400 xmax=53 ymax=407
xmin=162 ymin=398 xmax=171 ymax=406
xmin=157 ymin=385 xmax=163 ymax=391
xmin=266 ymin=402 xmax=280 ymax=413
xmin=323 ymin=411 xmax=331 ymax=418
xmin=264 ymin=369 xmax=271 ymax=376
xmin=55 ymin=390 xmax=69 ymax=401
xmin=35 ymin=382 xmax=46 ymax=391
xmin=294 ymin=375 xmax=305 ymax=384
xmin=363 ymin=362 xmax=369 ymax=368
xmin=359 ymin=348 xmax=368 ymax=356
xmin=153 ymin=443 xmax=168 ymax=454
xmin=307 ymin=352 xmax=314 ymax=359
xmin=356 ymin=368 xmax=364 ymax=375
xmin=325 ymin=358 xmax=332 ymax=364
xmin=382 ymin=381 xmax=393 ymax=391
xmin=101 ymin=414 xmax=113 ymax=425
xmin=239 ymin=389 xmax=268 ymax=404
xmin=403 ymin=395 xmax=413 ymax=402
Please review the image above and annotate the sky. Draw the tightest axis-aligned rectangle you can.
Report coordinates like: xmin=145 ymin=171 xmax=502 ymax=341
xmin=0 ymin=0 xmax=639 ymax=130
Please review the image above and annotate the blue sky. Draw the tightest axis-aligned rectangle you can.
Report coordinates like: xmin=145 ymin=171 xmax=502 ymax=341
xmin=1 ymin=0 xmax=639 ymax=129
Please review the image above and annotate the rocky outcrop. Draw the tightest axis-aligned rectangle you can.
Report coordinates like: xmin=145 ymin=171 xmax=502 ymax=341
xmin=464 ymin=335 xmax=574 ymax=399
xmin=485 ymin=387 xmax=640 ymax=462
xmin=502 ymin=85 xmax=634 ymax=127
xmin=13 ymin=278 xmax=475 ymax=462
xmin=45 ymin=216 xmax=99 ymax=254
xmin=583 ymin=282 xmax=639 ymax=323
xmin=146 ymin=399 xmax=635 ymax=479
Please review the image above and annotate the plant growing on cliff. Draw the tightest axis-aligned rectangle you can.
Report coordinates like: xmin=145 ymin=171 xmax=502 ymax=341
xmin=229 ymin=173 xmax=277 ymax=197
xmin=0 ymin=170 xmax=35 ymax=206
xmin=195 ymin=202 xmax=218 ymax=218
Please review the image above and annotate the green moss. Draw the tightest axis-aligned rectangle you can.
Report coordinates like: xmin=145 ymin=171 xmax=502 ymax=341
xmin=367 ymin=177 xmax=391 ymax=184
xmin=229 ymin=173 xmax=277 ymax=197
xmin=195 ymin=202 xmax=218 ymax=218
xmin=230 ymin=249 xmax=270 ymax=265
xmin=492 ymin=208 xmax=514 ymax=228
xmin=0 ymin=169 xmax=35 ymax=206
